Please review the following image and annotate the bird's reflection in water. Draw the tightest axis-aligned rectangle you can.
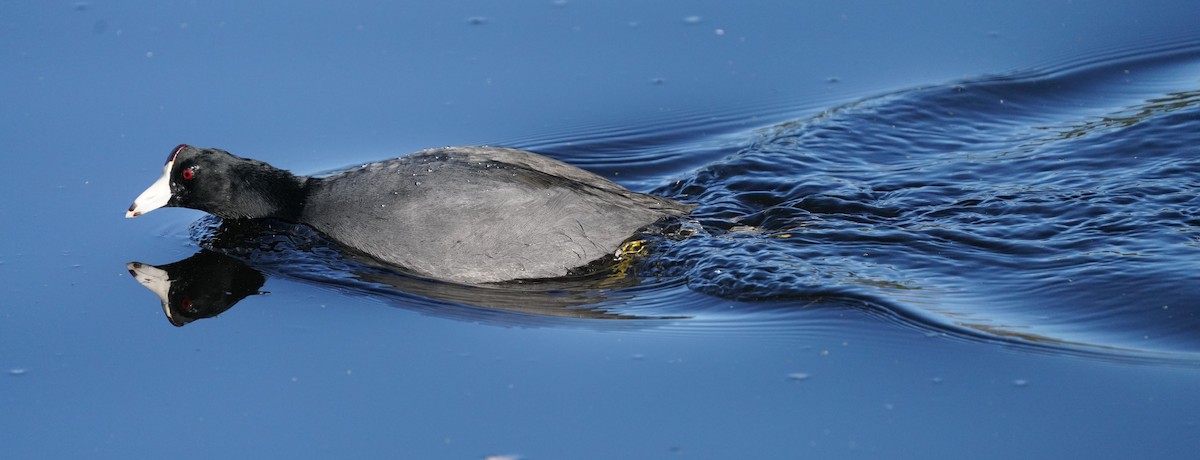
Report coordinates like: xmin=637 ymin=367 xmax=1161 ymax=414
xmin=128 ymin=217 xmax=673 ymax=327
xmin=127 ymin=251 xmax=266 ymax=327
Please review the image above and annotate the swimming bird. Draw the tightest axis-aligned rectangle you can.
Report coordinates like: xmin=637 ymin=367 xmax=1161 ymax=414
xmin=126 ymin=144 xmax=693 ymax=284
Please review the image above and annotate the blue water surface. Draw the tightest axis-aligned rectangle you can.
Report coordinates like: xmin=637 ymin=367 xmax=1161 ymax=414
xmin=3 ymin=1 xmax=1200 ymax=459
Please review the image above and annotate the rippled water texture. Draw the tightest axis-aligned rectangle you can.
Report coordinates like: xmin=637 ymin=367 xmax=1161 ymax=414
xmin=645 ymin=43 xmax=1200 ymax=358
xmin=198 ymin=42 xmax=1200 ymax=362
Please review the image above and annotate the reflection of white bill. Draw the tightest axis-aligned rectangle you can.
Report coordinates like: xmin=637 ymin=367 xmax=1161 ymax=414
xmin=126 ymin=262 xmax=174 ymax=324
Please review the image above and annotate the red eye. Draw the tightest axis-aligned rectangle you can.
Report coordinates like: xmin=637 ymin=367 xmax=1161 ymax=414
xmin=181 ymin=168 xmax=195 ymax=180
xmin=180 ymin=298 xmax=194 ymax=312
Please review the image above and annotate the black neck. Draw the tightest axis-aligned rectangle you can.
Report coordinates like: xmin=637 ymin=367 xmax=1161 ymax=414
xmin=211 ymin=160 xmax=309 ymax=221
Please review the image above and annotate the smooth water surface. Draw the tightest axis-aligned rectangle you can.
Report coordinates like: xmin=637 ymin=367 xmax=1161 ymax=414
xmin=3 ymin=1 xmax=1200 ymax=459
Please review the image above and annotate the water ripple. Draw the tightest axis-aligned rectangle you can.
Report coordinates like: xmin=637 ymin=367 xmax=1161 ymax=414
xmin=646 ymin=39 xmax=1200 ymax=360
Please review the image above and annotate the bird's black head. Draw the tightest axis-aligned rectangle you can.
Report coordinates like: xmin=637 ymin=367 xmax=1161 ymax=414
xmin=127 ymin=144 xmax=305 ymax=220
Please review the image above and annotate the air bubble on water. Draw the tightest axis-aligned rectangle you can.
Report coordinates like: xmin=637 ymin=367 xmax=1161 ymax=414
xmin=683 ymin=16 xmax=703 ymax=25
xmin=787 ymin=372 xmax=809 ymax=382
xmin=1013 ymin=379 xmax=1028 ymax=387
xmin=9 ymin=368 xmax=27 ymax=376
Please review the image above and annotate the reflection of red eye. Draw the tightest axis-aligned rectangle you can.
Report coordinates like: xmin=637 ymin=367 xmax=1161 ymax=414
xmin=181 ymin=298 xmax=194 ymax=312
xmin=181 ymin=168 xmax=194 ymax=180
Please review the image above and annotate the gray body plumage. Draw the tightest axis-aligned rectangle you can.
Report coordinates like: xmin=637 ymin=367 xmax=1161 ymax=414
xmin=301 ymin=146 xmax=692 ymax=284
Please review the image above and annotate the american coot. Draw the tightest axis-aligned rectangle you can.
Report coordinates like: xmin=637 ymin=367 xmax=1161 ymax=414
xmin=127 ymin=144 xmax=693 ymax=284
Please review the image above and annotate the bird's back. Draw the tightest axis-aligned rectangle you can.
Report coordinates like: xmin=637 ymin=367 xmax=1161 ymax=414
xmin=301 ymin=146 xmax=692 ymax=284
